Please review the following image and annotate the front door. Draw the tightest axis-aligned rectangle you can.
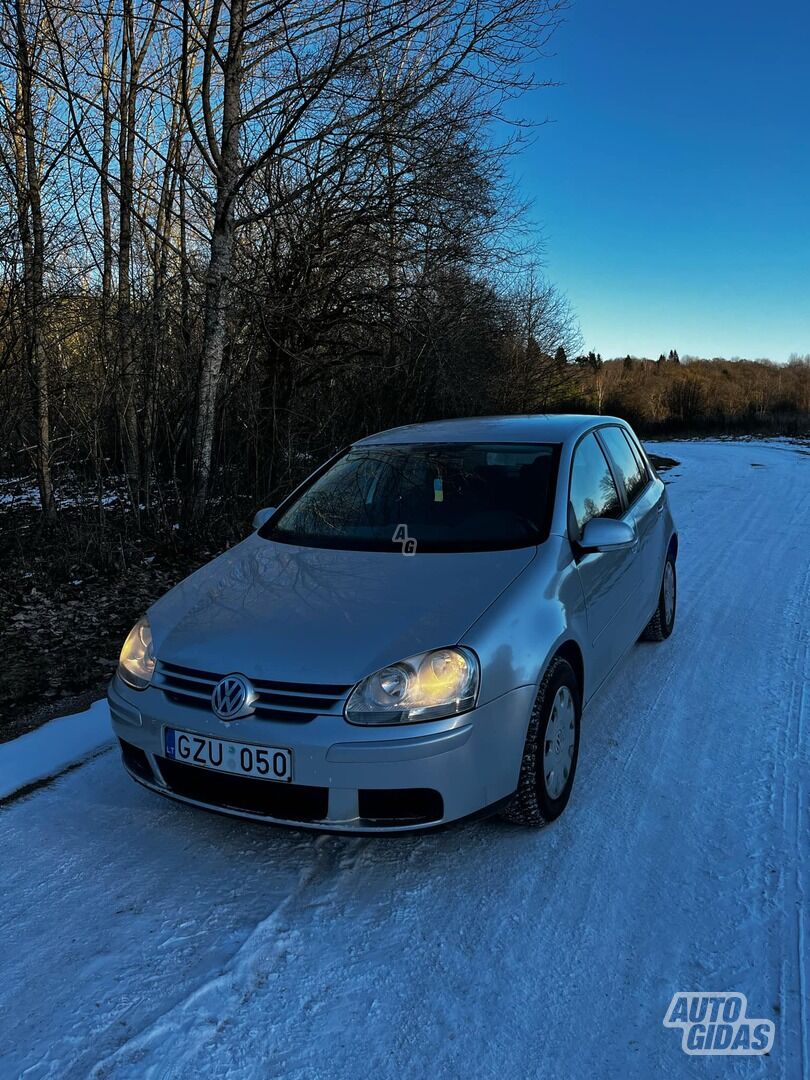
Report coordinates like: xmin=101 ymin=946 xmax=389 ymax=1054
xmin=597 ymin=425 xmax=665 ymax=631
xmin=569 ymin=432 xmax=641 ymax=686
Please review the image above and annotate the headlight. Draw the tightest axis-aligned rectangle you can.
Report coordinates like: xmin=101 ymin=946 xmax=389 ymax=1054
xmin=345 ymin=646 xmax=479 ymax=725
xmin=118 ymin=615 xmax=156 ymax=690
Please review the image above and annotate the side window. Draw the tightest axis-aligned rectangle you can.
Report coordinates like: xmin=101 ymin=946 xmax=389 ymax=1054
xmin=569 ymin=433 xmax=622 ymax=539
xmin=600 ymin=427 xmax=648 ymax=506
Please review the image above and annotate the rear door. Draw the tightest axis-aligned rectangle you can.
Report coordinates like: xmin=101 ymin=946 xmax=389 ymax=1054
xmin=568 ymin=432 xmax=641 ymax=685
xmin=596 ymin=425 xmax=665 ymax=630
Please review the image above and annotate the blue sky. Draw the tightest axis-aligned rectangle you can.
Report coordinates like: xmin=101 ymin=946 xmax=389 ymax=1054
xmin=511 ymin=0 xmax=810 ymax=361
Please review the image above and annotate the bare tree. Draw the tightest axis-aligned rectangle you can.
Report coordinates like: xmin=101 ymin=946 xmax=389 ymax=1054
xmin=177 ymin=0 xmax=567 ymax=516
xmin=0 ymin=0 xmax=584 ymax=523
xmin=491 ymin=269 xmax=581 ymax=411
xmin=0 ymin=0 xmax=59 ymax=515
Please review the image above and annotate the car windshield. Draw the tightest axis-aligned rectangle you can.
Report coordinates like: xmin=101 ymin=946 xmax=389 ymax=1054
xmin=261 ymin=442 xmax=560 ymax=552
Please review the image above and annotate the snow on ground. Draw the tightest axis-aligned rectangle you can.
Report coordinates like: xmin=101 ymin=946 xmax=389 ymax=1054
xmin=0 ymin=439 xmax=807 ymax=1079
xmin=0 ymin=699 xmax=111 ymax=799
xmin=0 ymin=475 xmax=128 ymax=510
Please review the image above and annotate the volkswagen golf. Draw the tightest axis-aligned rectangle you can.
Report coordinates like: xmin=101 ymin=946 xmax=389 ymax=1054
xmin=109 ymin=415 xmax=677 ymax=832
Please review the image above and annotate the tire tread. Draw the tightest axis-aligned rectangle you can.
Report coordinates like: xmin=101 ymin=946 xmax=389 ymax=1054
xmin=641 ymin=555 xmax=676 ymax=642
xmin=501 ymin=656 xmax=573 ymax=827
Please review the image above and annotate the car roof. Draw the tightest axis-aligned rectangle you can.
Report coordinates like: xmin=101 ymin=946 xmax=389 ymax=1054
xmin=355 ymin=414 xmax=626 ymax=447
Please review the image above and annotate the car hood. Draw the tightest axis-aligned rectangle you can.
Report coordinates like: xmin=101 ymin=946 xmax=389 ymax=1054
xmin=149 ymin=534 xmax=536 ymax=684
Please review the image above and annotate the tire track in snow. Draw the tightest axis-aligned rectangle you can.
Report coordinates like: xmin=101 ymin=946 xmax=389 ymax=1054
xmin=774 ymin=550 xmax=810 ymax=1079
xmin=87 ymin=833 xmax=371 ymax=1078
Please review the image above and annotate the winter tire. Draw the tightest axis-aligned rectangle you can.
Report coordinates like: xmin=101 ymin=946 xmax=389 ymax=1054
xmin=501 ymin=656 xmax=581 ymax=827
xmin=641 ymin=554 xmax=676 ymax=642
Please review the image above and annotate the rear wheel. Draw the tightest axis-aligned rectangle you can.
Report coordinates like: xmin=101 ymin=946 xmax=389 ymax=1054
xmin=641 ymin=554 xmax=677 ymax=641
xmin=501 ymin=656 xmax=581 ymax=827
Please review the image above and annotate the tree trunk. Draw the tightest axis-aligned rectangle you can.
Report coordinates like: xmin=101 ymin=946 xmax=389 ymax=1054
xmin=190 ymin=0 xmax=244 ymax=519
xmin=99 ymin=0 xmax=115 ymax=427
xmin=117 ymin=0 xmax=140 ymax=496
xmin=15 ymin=0 xmax=54 ymax=518
xmin=191 ymin=198 xmax=233 ymax=517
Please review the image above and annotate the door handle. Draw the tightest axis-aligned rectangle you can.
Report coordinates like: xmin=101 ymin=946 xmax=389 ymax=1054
xmin=656 ymin=503 xmax=664 ymax=514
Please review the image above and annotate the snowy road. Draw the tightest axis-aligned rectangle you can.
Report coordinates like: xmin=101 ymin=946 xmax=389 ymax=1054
xmin=2 ymin=439 xmax=808 ymax=1079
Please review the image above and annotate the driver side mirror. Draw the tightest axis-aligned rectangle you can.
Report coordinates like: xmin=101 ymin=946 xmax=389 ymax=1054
xmin=252 ymin=506 xmax=277 ymax=531
xmin=579 ymin=517 xmax=636 ymax=552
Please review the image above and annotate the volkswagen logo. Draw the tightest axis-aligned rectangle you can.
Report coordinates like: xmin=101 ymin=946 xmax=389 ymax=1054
xmin=211 ymin=674 xmax=256 ymax=721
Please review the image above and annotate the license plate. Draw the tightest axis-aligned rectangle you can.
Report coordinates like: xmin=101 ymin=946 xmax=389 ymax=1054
xmin=164 ymin=728 xmax=293 ymax=783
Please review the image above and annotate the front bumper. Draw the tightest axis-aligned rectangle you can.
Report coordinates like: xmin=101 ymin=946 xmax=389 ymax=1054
xmin=108 ymin=676 xmax=535 ymax=832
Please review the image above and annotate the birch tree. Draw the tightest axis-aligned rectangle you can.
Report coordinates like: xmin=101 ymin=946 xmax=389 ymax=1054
xmin=178 ymin=0 xmax=567 ymax=517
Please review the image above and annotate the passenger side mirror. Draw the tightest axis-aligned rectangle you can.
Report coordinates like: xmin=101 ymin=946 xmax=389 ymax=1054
xmin=252 ymin=506 xmax=277 ymax=531
xmin=579 ymin=517 xmax=636 ymax=553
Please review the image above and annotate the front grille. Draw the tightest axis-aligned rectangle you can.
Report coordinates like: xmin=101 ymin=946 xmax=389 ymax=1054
xmin=156 ymin=660 xmax=350 ymax=723
xmin=157 ymin=757 xmax=329 ymax=822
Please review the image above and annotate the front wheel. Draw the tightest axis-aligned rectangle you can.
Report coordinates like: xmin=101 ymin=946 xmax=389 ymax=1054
xmin=501 ymin=656 xmax=581 ymax=827
xmin=641 ymin=554 xmax=676 ymax=641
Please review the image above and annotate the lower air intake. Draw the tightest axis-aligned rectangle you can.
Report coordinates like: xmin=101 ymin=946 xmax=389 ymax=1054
xmin=357 ymin=788 xmax=444 ymax=825
xmin=156 ymin=757 xmax=329 ymax=823
xmin=119 ymin=739 xmax=155 ymax=783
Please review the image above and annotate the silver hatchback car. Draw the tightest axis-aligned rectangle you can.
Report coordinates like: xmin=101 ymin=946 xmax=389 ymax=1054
xmin=110 ymin=415 xmax=677 ymax=832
